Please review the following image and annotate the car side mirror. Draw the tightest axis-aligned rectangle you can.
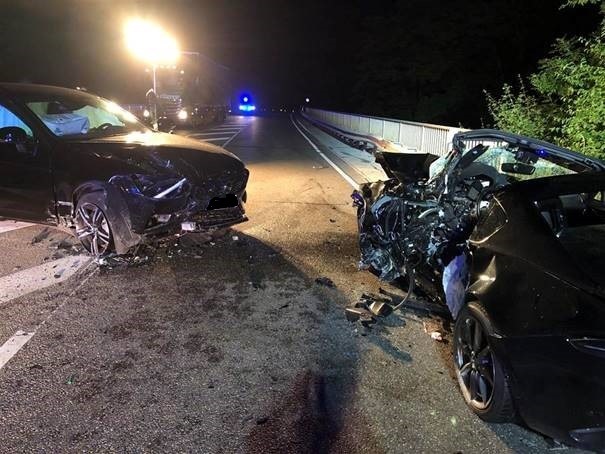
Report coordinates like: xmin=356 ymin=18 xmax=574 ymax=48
xmin=0 ymin=126 xmax=34 ymax=154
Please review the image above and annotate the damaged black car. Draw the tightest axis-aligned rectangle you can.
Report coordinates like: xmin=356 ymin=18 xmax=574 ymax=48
xmin=0 ymin=83 xmax=248 ymax=256
xmin=351 ymin=129 xmax=605 ymax=450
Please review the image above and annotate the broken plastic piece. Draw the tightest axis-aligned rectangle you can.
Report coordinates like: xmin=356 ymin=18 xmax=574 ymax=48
xmin=181 ymin=222 xmax=196 ymax=232
xmin=430 ymin=331 xmax=444 ymax=341
xmin=368 ymin=301 xmax=393 ymax=317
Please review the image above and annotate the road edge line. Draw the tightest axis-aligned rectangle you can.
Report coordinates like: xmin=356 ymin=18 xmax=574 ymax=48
xmin=290 ymin=113 xmax=358 ymax=189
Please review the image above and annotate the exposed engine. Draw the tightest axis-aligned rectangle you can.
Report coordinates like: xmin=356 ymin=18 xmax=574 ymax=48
xmin=352 ymin=145 xmax=497 ymax=284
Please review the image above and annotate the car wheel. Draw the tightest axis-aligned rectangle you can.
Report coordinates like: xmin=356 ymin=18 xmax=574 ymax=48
xmin=74 ymin=195 xmax=114 ymax=257
xmin=453 ymin=302 xmax=516 ymax=423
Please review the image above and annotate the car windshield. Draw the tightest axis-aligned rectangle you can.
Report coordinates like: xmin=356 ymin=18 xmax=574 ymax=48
xmin=23 ymin=90 xmax=150 ymax=139
xmin=431 ymin=137 xmax=597 ymax=183
xmin=471 ymin=144 xmax=577 ymax=181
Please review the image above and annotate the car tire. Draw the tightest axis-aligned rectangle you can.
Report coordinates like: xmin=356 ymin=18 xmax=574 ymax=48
xmin=453 ymin=302 xmax=516 ymax=423
xmin=74 ymin=194 xmax=114 ymax=257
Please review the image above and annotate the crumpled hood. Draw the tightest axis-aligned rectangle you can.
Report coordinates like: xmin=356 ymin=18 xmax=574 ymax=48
xmin=375 ymin=151 xmax=439 ymax=184
xmin=65 ymin=131 xmax=244 ymax=181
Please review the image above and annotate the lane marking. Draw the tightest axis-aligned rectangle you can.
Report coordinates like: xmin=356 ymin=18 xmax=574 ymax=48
xmin=188 ymin=131 xmax=240 ymax=136
xmin=0 ymin=221 xmax=34 ymax=234
xmin=0 ymin=264 xmax=97 ymax=371
xmin=198 ymin=137 xmax=232 ymax=142
xmin=223 ymin=126 xmax=247 ymax=147
xmin=0 ymin=331 xmax=34 ymax=370
xmin=0 ymin=255 xmax=91 ymax=305
xmin=290 ymin=114 xmax=358 ymax=189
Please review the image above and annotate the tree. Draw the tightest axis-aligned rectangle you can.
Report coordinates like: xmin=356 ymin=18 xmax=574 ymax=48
xmin=487 ymin=0 xmax=605 ymax=158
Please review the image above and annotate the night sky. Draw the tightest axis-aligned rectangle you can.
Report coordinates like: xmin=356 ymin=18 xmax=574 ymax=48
xmin=0 ymin=0 xmax=600 ymax=127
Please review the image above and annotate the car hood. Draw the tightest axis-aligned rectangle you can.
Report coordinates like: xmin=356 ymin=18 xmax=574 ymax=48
xmin=375 ymin=151 xmax=440 ymax=184
xmin=64 ymin=131 xmax=245 ymax=181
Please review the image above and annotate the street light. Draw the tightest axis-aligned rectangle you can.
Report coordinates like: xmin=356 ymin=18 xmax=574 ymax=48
xmin=124 ymin=19 xmax=179 ymax=127
xmin=125 ymin=19 xmax=179 ymax=69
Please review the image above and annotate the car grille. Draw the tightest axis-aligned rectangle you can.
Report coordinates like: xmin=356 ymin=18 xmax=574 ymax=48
xmin=197 ymin=168 xmax=249 ymax=201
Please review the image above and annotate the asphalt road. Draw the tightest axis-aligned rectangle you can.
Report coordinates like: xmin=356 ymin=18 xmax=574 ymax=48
xmin=0 ymin=114 xmax=583 ymax=453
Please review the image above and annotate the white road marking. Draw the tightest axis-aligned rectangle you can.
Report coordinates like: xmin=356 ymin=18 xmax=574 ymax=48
xmin=189 ymin=131 xmax=240 ymax=136
xmin=0 ymin=255 xmax=91 ymax=305
xmin=290 ymin=114 xmax=358 ymax=189
xmin=0 ymin=264 xmax=97 ymax=371
xmin=0 ymin=221 xmax=34 ymax=234
xmin=223 ymin=125 xmax=249 ymax=147
xmin=0 ymin=331 xmax=35 ymax=370
xmin=199 ymin=137 xmax=232 ymax=142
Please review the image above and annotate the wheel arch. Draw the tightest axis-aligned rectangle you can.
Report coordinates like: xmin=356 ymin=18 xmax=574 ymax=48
xmin=73 ymin=181 xmax=142 ymax=255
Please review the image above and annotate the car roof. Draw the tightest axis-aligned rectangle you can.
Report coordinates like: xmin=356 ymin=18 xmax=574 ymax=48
xmin=0 ymin=82 xmax=90 ymax=100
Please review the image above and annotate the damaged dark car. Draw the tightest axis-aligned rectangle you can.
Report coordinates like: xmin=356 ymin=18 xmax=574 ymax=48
xmin=0 ymin=83 xmax=248 ymax=256
xmin=351 ymin=129 xmax=605 ymax=450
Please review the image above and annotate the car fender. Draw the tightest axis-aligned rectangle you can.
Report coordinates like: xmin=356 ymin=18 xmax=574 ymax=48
xmin=72 ymin=181 xmax=141 ymax=254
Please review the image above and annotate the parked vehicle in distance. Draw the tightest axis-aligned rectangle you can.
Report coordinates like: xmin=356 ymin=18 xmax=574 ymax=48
xmin=0 ymin=83 xmax=248 ymax=256
xmin=350 ymin=129 xmax=605 ymax=450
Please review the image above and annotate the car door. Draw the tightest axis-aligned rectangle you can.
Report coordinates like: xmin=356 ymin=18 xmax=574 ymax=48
xmin=0 ymin=101 xmax=54 ymax=223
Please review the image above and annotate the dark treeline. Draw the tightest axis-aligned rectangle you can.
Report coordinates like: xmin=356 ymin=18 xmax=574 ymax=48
xmin=0 ymin=0 xmax=600 ymax=126
xmin=347 ymin=0 xmax=601 ymax=127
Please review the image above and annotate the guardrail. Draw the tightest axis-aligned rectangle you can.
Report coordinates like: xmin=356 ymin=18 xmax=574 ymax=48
xmin=303 ymin=108 xmax=467 ymax=156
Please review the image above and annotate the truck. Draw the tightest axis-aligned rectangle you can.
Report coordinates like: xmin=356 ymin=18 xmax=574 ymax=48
xmin=154 ymin=52 xmax=232 ymax=128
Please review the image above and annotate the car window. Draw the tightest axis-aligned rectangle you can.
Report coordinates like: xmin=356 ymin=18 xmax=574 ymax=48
xmin=0 ymin=103 xmax=33 ymax=137
xmin=23 ymin=92 xmax=148 ymax=138
xmin=472 ymin=146 xmax=576 ymax=182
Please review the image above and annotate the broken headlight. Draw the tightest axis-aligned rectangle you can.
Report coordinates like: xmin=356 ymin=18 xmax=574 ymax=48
xmin=109 ymin=174 xmax=191 ymax=199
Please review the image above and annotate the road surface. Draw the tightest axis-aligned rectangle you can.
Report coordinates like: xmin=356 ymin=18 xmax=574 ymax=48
xmin=0 ymin=114 xmax=579 ymax=453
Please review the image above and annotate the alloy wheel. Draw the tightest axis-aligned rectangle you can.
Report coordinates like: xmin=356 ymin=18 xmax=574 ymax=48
xmin=75 ymin=202 xmax=112 ymax=256
xmin=455 ymin=315 xmax=496 ymax=410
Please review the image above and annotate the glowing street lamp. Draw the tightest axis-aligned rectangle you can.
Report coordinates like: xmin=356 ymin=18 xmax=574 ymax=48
xmin=125 ymin=19 xmax=179 ymax=69
xmin=124 ymin=19 xmax=179 ymax=128
xmin=124 ymin=19 xmax=179 ymax=91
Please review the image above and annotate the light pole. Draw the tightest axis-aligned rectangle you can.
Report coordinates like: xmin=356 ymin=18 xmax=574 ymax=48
xmin=124 ymin=19 xmax=180 ymax=128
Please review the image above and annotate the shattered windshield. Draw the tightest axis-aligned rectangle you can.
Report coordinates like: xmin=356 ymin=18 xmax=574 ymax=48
xmin=23 ymin=91 xmax=149 ymax=138
xmin=431 ymin=139 xmax=589 ymax=183
xmin=472 ymin=144 xmax=576 ymax=181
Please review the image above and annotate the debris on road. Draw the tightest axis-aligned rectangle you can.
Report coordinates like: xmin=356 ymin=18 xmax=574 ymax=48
xmin=315 ymin=276 xmax=335 ymax=288
xmin=95 ymin=230 xmax=237 ymax=269
xmin=345 ymin=293 xmax=395 ymax=326
xmin=430 ymin=331 xmax=444 ymax=342
xmin=423 ymin=320 xmax=446 ymax=342
xmin=30 ymin=227 xmax=51 ymax=245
